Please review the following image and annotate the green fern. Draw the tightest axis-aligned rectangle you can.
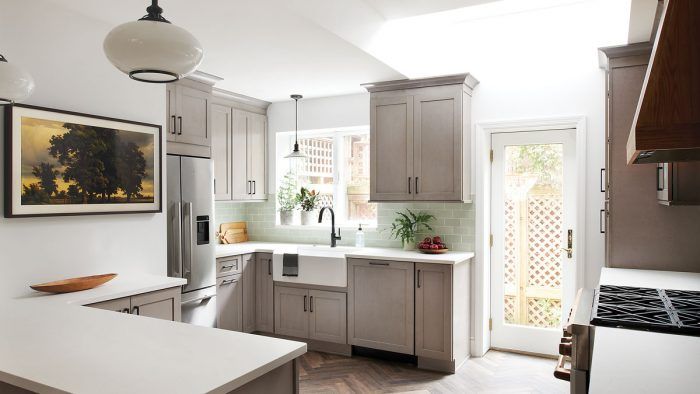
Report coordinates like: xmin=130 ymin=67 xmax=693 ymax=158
xmin=388 ymin=209 xmax=435 ymax=245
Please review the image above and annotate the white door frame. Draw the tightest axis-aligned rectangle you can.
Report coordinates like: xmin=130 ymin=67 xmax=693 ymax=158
xmin=472 ymin=116 xmax=587 ymax=357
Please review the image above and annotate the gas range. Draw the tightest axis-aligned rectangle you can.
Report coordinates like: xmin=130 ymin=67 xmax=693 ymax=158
xmin=591 ymin=285 xmax=700 ymax=336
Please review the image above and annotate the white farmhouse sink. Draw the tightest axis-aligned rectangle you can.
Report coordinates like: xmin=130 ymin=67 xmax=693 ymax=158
xmin=272 ymin=246 xmax=356 ymax=287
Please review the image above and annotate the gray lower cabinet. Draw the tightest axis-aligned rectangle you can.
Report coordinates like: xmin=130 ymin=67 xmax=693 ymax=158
xmin=256 ymin=253 xmax=274 ymax=333
xmin=275 ymin=286 xmax=347 ymax=345
xmin=87 ymin=287 xmax=181 ymax=322
xmin=415 ymin=263 xmax=452 ymax=361
xmin=217 ymin=274 xmax=242 ymax=331
xmin=241 ymin=254 xmax=256 ymax=333
xmin=347 ymin=259 xmax=414 ymax=354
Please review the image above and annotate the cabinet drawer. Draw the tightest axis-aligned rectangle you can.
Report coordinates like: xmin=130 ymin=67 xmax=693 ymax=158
xmin=217 ymin=256 xmax=241 ymax=277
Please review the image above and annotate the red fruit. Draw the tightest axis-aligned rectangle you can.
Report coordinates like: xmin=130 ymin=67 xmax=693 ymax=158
xmin=430 ymin=244 xmax=439 ymax=250
xmin=432 ymin=236 xmax=442 ymax=244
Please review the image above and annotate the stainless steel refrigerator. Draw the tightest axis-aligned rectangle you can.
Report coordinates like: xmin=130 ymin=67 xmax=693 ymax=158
xmin=167 ymin=155 xmax=216 ymax=327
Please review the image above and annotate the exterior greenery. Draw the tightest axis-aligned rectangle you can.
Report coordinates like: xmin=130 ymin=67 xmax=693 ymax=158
xmin=296 ymin=187 xmax=319 ymax=212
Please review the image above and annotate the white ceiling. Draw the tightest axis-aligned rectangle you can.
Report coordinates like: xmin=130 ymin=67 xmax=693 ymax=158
xmin=363 ymin=0 xmax=499 ymax=19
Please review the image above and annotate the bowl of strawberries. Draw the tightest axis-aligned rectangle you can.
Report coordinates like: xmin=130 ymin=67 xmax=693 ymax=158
xmin=417 ymin=236 xmax=449 ymax=254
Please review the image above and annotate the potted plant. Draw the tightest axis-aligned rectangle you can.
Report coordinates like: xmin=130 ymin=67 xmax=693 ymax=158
xmin=296 ymin=187 xmax=319 ymax=225
xmin=277 ymin=172 xmax=297 ymax=225
xmin=389 ymin=209 xmax=435 ymax=250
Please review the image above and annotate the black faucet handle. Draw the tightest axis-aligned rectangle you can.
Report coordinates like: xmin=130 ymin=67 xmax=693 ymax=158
xmin=336 ymin=227 xmax=341 ymax=239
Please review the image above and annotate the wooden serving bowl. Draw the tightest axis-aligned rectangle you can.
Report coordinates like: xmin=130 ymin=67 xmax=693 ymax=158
xmin=418 ymin=248 xmax=449 ymax=254
xmin=30 ymin=273 xmax=118 ymax=294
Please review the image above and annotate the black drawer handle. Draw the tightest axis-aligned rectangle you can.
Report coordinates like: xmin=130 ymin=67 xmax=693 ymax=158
xmin=656 ymin=165 xmax=664 ymax=191
xmin=369 ymin=261 xmax=389 ymax=266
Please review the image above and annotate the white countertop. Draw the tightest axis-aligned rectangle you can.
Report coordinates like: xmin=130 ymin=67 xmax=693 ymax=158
xmin=589 ymin=268 xmax=700 ymax=394
xmin=216 ymin=242 xmax=475 ymax=265
xmin=0 ymin=274 xmax=306 ymax=394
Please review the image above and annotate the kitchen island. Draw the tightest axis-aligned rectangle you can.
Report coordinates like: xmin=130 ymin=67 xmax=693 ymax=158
xmin=0 ymin=274 xmax=306 ymax=393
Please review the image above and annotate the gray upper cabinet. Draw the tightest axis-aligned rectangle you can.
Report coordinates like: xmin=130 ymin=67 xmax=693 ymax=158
xmin=217 ymin=274 xmax=243 ymax=331
xmin=365 ymin=74 xmax=477 ymax=202
xmin=166 ymin=83 xmax=210 ymax=147
xmin=415 ymin=263 xmax=452 ymax=361
xmin=241 ymin=254 xmax=256 ymax=333
xmin=211 ymin=103 xmax=232 ymax=200
xmin=255 ymin=253 xmax=274 ymax=333
xmin=232 ymin=109 xmax=267 ymax=201
xmin=347 ymin=259 xmax=414 ymax=354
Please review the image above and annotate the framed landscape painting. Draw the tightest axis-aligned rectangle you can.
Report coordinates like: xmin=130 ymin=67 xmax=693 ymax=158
xmin=4 ymin=104 xmax=162 ymax=217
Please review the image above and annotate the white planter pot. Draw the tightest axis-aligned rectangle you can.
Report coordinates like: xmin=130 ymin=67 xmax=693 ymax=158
xmin=300 ymin=210 xmax=316 ymax=225
xmin=403 ymin=240 xmax=416 ymax=251
xmin=280 ymin=210 xmax=294 ymax=226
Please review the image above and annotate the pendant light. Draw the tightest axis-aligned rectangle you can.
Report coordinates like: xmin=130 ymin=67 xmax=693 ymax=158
xmin=103 ymin=0 xmax=203 ymax=83
xmin=285 ymin=94 xmax=307 ymax=159
xmin=0 ymin=53 xmax=35 ymax=105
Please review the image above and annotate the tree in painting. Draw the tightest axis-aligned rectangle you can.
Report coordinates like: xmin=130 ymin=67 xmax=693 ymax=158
xmin=31 ymin=162 xmax=60 ymax=197
xmin=116 ymin=141 xmax=147 ymax=202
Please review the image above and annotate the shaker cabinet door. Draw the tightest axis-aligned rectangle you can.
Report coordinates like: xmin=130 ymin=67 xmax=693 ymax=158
xmin=255 ymin=253 xmax=275 ymax=333
xmin=241 ymin=254 xmax=257 ymax=333
xmin=309 ymin=290 xmax=347 ymax=344
xmin=274 ymin=286 xmax=309 ymax=339
xmin=211 ymin=103 xmax=232 ymax=201
xmin=248 ymin=112 xmax=267 ymax=200
xmin=415 ymin=263 xmax=452 ymax=360
xmin=217 ymin=275 xmax=243 ymax=331
xmin=175 ymin=85 xmax=210 ymax=147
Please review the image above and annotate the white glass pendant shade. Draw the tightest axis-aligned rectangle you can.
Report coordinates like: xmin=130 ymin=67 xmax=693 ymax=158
xmin=0 ymin=55 xmax=35 ymax=105
xmin=103 ymin=2 xmax=203 ymax=83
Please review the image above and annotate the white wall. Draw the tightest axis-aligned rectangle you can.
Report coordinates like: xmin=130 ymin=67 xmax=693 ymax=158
xmin=0 ymin=0 xmax=166 ymax=298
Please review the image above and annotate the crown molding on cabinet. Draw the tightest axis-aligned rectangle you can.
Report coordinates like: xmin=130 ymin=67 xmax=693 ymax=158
xmin=362 ymin=73 xmax=479 ymax=94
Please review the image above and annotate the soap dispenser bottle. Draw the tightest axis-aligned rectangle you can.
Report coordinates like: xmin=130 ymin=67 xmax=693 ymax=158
xmin=355 ymin=224 xmax=365 ymax=248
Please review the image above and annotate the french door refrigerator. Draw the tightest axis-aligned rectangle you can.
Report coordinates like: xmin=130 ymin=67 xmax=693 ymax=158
xmin=167 ymin=155 xmax=216 ymax=327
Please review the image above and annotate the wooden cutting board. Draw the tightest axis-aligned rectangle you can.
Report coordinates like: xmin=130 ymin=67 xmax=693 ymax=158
xmin=219 ymin=222 xmax=248 ymax=244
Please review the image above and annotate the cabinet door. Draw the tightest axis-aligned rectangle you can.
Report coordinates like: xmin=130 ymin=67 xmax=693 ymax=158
xmin=413 ymin=89 xmax=462 ymax=201
xmin=348 ymin=259 xmax=414 ymax=354
xmin=248 ymin=112 xmax=267 ymax=200
xmin=415 ymin=263 xmax=452 ymax=360
xmin=211 ymin=103 xmax=232 ymax=201
xmin=255 ymin=253 xmax=275 ymax=333
xmin=88 ymin=296 xmax=131 ymax=313
xmin=309 ymin=290 xmax=347 ymax=344
xmin=370 ymin=96 xmax=414 ymax=201
xmin=130 ymin=287 xmax=181 ymax=322
xmin=232 ymin=109 xmax=250 ymax=200
xmin=176 ymin=85 xmax=210 ymax=147
xmin=217 ymin=275 xmax=243 ymax=331
xmin=274 ymin=286 xmax=309 ymax=338
xmin=166 ymin=85 xmax=178 ymax=142
xmin=241 ymin=253 xmax=257 ymax=333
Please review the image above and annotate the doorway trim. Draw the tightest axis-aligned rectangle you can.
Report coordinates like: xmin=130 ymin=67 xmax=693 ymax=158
xmin=472 ymin=116 xmax=587 ymax=357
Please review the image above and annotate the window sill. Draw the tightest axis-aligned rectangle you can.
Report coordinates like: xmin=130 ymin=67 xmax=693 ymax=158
xmin=275 ymin=224 xmax=378 ymax=232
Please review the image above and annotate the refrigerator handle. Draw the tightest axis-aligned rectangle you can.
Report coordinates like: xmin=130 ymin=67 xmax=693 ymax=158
xmin=171 ymin=202 xmax=183 ymax=278
xmin=183 ymin=202 xmax=194 ymax=282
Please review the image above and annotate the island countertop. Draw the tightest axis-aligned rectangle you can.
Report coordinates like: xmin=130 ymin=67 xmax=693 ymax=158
xmin=0 ymin=274 xmax=306 ymax=394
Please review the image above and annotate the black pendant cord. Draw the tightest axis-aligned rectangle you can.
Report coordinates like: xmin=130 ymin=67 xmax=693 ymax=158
xmin=139 ymin=0 xmax=171 ymax=23
xmin=291 ymin=94 xmax=303 ymax=152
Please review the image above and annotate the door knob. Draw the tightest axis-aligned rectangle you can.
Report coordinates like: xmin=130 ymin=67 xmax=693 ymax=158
xmin=562 ymin=229 xmax=573 ymax=259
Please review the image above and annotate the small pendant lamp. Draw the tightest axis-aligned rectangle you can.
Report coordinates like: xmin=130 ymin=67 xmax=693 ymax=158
xmin=285 ymin=94 xmax=307 ymax=159
xmin=0 ymin=53 xmax=35 ymax=105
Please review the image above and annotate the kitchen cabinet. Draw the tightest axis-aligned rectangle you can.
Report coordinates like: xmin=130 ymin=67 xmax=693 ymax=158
xmin=656 ymin=162 xmax=700 ymax=205
xmin=166 ymin=82 xmax=210 ymax=148
xmin=600 ymin=43 xmax=700 ymax=271
xmin=241 ymin=253 xmax=257 ymax=333
xmin=216 ymin=274 xmax=242 ymax=331
xmin=365 ymin=74 xmax=478 ymax=202
xmin=347 ymin=259 xmax=414 ymax=354
xmin=232 ymin=109 xmax=267 ymax=201
xmin=87 ymin=287 xmax=181 ymax=322
xmin=415 ymin=263 xmax=452 ymax=361
xmin=216 ymin=255 xmax=241 ymax=277
xmin=256 ymin=253 xmax=274 ymax=333
xmin=211 ymin=103 xmax=233 ymax=200
xmin=274 ymin=286 xmax=347 ymax=345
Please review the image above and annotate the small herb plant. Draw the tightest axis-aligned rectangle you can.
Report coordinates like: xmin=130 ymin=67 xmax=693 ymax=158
xmin=277 ymin=172 xmax=298 ymax=212
xmin=296 ymin=187 xmax=319 ymax=212
xmin=389 ymin=209 xmax=435 ymax=246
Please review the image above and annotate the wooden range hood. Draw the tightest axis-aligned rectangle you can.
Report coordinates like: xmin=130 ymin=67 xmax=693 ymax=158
xmin=627 ymin=0 xmax=700 ymax=164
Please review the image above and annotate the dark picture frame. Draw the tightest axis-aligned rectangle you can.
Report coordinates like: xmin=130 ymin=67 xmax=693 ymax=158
xmin=4 ymin=104 xmax=162 ymax=218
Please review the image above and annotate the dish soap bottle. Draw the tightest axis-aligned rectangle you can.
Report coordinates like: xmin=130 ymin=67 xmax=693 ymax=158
xmin=355 ymin=224 xmax=365 ymax=248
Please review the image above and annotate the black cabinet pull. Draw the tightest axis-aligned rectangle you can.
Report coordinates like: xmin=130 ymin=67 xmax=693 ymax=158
xmin=131 ymin=306 xmax=140 ymax=315
xmin=121 ymin=308 xmax=130 ymax=313
xmin=268 ymin=259 xmax=272 ymax=275
xmin=252 ymin=180 xmax=256 ymax=195
xmin=303 ymin=295 xmax=307 ymax=312
xmin=415 ymin=177 xmax=419 ymax=194
xmin=247 ymin=180 xmax=251 ymax=195
xmin=600 ymin=168 xmax=606 ymax=192
xmin=417 ymin=269 xmax=421 ymax=288
xmin=171 ymin=115 xmax=176 ymax=134
xmin=310 ymin=296 xmax=314 ymax=313
xmin=369 ymin=261 xmax=389 ymax=266
xmin=656 ymin=165 xmax=664 ymax=191
xmin=177 ymin=116 xmax=183 ymax=135
xmin=599 ymin=209 xmax=606 ymax=234
xmin=408 ymin=177 xmax=411 ymax=194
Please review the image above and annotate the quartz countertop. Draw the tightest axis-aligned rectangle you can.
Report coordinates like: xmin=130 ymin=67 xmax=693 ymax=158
xmin=0 ymin=274 xmax=306 ymax=393
xmin=588 ymin=268 xmax=700 ymax=393
xmin=216 ymin=242 xmax=474 ymax=265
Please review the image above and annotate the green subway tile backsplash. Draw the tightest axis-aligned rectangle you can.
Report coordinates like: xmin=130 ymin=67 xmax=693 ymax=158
xmin=214 ymin=196 xmax=475 ymax=251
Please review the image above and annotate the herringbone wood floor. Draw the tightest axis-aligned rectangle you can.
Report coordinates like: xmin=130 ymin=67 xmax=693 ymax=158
xmin=298 ymin=350 xmax=568 ymax=393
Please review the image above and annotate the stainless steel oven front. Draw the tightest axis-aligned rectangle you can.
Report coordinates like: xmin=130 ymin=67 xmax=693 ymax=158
xmin=555 ymin=289 xmax=595 ymax=394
